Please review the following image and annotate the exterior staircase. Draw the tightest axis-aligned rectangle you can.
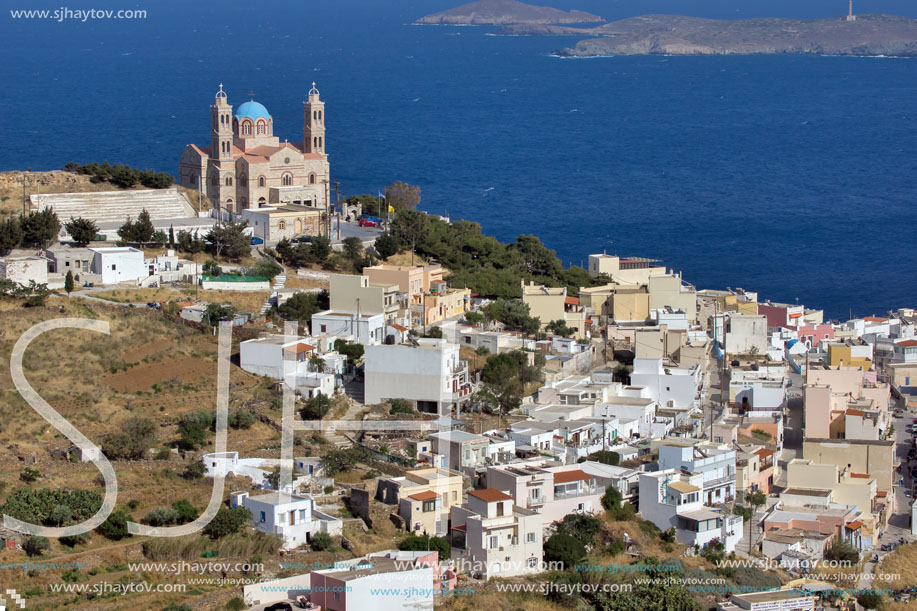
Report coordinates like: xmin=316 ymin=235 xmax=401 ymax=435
xmin=259 ymin=269 xmax=286 ymax=317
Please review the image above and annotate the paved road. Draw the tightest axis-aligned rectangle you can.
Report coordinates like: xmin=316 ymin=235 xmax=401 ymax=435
xmin=335 ymin=219 xmax=384 ymax=244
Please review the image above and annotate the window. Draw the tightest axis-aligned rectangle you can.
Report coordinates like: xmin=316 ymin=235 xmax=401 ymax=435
xmin=282 ymin=173 xmax=293 ymax=186
xmin=496 ymin=502 xmax=504 ymax=517
xmin=488 ymin=536 xmax=499 ymax=549
xmin=242 ymin=121 xmax=251 ymax=136
xmin=318 ymin=136 xmax=323 ymax=149
xmin=320 ymin=324 xmax=326 ymax=333
xmin=258 ymin=176 xmax=265 ymax=187
xmin=309 ymin=173 xmax=316 ymax=185
xmin=278 ymin=220 xmax=286 ymax=230
xmin=225 ymin=177 xmax=232 ymax=186
xmin=527 ymin=557 xmax=538 ymax=568
xmin=259 ymin=511 xmax=266 ymax=523
xmin=526 ymin=532 xmax=537 ymax=543
xmin=452 ymin=490 xmax=457 ymax=502
xmin=257 ymin=120 xmax=266 ymax=135
xmin=111 ymin=264 xmax=116 ymax=271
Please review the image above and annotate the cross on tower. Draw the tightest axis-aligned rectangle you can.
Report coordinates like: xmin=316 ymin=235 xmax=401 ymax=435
xmin=248 ymin=89 xmax=256 ymax=101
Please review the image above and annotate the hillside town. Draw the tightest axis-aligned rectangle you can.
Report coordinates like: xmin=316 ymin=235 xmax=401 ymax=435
xmin=0 ymin=86 xmax=914 ymax=611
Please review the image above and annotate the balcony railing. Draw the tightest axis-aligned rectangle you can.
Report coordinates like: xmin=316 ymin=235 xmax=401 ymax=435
xmin=554 ymin=486 xmax=606 ymax=500
xmin=527 ymin=495 xmax=547 ymax=508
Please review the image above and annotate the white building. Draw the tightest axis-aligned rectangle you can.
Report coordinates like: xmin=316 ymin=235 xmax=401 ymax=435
xmin=89 ymin=247 xmax=147 ymax=284
xmin=229 ymin=491 xmax=342 ymax=550
xmin=658 ymin=440 xmax=737 ymax=505
xmin=486 ymin=462 xmax=608 ymax=524
xmin=593 ymin=388 xmax=662 ymax=438
xmin=0 ymin=256 xmax=49 ymax=286
xmin=638 ymin=470 xmax=743 ymax=552
xmin=717 ymin=590 xmax=816 ymax=611
xmin=364 ymin=339 xmax=471 ymax=415
xmin=239 ymin=334 xmax=317 ymax=378
xmin=311 ymin=310 xmax=385 ymax=345
xmin=712 ymin=313 xmax=769 ymax=356
xmin=630 ymin=357 xmax=701 ymax=410
xmin=309 ymin=553 xmax=439 ymax=611
xmin=449 ymin=489 xmax=543 ymax=580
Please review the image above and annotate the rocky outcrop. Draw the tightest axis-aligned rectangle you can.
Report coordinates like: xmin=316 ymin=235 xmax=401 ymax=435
xmin=551 ymin=13 xmax=917 ymax=57
xmin=416 ymin=0 xmax=602 ymax=26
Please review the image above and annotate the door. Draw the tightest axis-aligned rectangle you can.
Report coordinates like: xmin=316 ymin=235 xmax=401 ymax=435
xmin=295 ymin=219 xmax=303 ymax=234
xmin=289 ymin=511 xmax=295 ymax=526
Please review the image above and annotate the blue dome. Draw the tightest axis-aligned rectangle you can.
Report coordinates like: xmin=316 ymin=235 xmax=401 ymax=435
xmin=234 ymin=100 xmax=270 ymax=121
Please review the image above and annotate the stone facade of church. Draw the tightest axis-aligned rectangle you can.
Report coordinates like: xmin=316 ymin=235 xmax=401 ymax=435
xmin=178 ymin=83 xmax=330 ymax=216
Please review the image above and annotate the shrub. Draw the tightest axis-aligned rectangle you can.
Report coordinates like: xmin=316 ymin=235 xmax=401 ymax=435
xmin=154 ymin=447 xmax=172 ymax=460
xmin=543 ymin=533 xmax=586 ymax=569
xmin=59 ymin=532 xmax=90 ymax=548
xmin=399 ymin=534 xmax=450 ymax=560
xmin=856 ymin=591 xmax=883 ymax=610
xmin=226 ymin=599 xmax=246 ymax=611
xmin=389 ymin=399 xmax=413 ymax=416
xmin=825 ymin=541 xmax=859 ymax=565
xmin=554 ymin=514 xmax=602 ymax=544
xmin=97 ymin=509 xmax=131 ymax=540
xmin=301 ymin=394 xmax=333 ymax=420
xmin=172 ymin=499 xmax=198 ymax=524
xmin=310 ymin=532 xmax=333 ymax=551
xmin=102 ymin=417 xmax=157 ymax=460
xmin=181 ymin=461 xmax=206 ymax=480
xmin=22 ymin=536 xmax=50 ymax=557
xmin=144 ymin=507 xmax=180 ymax=527
xmin=229 ymin=409 xmax=256 ymax=429
xmin=20 ymin=467 xmax=42 ymax=483
xmin=203 ymin=507 xmax=251 ymax=539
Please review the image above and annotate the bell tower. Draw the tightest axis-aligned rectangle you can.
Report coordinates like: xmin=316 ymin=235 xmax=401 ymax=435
xmin=303 ymin=82 xmax=326 ymax=155
xmin=211 ymin=84 xmax=234 ymax=161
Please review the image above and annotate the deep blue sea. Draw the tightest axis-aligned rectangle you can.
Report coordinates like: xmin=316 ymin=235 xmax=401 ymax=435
xmin=2 ymin=0 xmax=916 ymax=320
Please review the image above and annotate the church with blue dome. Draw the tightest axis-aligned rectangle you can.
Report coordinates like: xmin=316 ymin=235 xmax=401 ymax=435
xmin=178 ymin=83 xmax=330 ymax=219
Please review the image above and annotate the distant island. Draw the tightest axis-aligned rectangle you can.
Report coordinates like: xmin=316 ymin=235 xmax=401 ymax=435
xmin=534 ymin=13 xmax=917 ymax=57
xmin=415 ymin=0 xmax=602 ymax=26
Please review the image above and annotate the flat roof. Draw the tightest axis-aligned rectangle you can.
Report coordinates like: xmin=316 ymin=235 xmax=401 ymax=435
xmin=783 ymin=488 xmax=832 ymax=497
xmin=668 ymin=481 xmax=700 ymax=494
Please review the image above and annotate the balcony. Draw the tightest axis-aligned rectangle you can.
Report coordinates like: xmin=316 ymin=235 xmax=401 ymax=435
xmin=554 ymin=485 xmax=606 ymax=500
xmin=526 ymin=495 xmax=547 ymax=508
xmin=704 ymin=474 xmax=736 ymax=489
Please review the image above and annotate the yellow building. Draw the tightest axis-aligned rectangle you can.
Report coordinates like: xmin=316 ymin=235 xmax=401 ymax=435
xmin=419 ymin=286 xmax=471 ymax=326
xmin=827 ymin=342 xmax=873 ymax=371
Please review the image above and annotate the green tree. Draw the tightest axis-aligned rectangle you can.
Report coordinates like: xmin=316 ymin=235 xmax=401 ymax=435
xmin=206 ymin=220 xmax=251 ymax=260
xmin=546 ymin=319 xmax=575 ymax=338
xmin=342 ymin=236 xmax=364 ymax=262
xmin=48 ymin=503 xmax=72 ymax=526
xmin=203 ymin=304 xmax=234 ymax=326
xmin=482 ymin=299 xmax=540 ymax=334
xmin=309 ymin=354 xmax=327 ymax=373
xmin=168 ymin=224 xmax=175 ymax=248
xmin=384 ymin=181 xmax=421 ymax=210
xmin=22 ymin=535 xmax=50 ymax=557
xmin=543 ymin=533 xmax=586 ymax=569
xmin=594 ymin=580 xmax=701 ymax=611
xmin=333 ymin=339 xmax=364 ymax=366
xmin=102 ymin=417 xmax=157 ymax=460
xmin=464 ymin=311 xmax=485 ymax=327
xmin=856 ymin=591 xmax=883 ymax=610
xmin=97 ymin=509 xmax=131 ymax=540
xmin=225 ymin=598 xmax=246 ymax=611
xmin=279 ymin=290 xmax=328 ymax=323
xmin=554 ymin=513 xmax=602 ymax=544
xmin=64 ymin=216 xmax=99 ymax=246
xmin=300 ymin=394 xmax=332 ymax=420
xmin=422 ymin=326 xmax=443 ymax=339
xmin=374 ymin=233 xmax=400 ymax=259
xmin=181 ymin=461 xmax=206 ymax=480
xmin=248 ymin=257 xmax=282 ymax=279
xmin=390 ymin=209 xmax=429 ymax=263
xmin=171 ymin=499 xmax=197 ymax=524
xmin=398 ymin=533 xmax=450 ymax=560
xmin=64 ymin=270 xmax=74 ymax=296
xmin=203 ymin=506 xmax=251 ymax=539
xmin=310 ymin=235 xmax=332 ymax=262
xmin=0 ymin=216 xmax=23 ymax=254
xmin=20 ymin=208 xmax=60 ymax=247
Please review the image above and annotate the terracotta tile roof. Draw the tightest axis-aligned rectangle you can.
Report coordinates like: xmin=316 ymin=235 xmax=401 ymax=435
xmin=283 ymin=343 xmax=316 ymax=354
xmin=389 ymin=323 xmax=408 ymax=332
xmin=864 ymin=317 xmax=888 ymax=322
xmin=898 ymin=340 xmax=917 ymax=348
xmin=408 ymin=490 xmax=438 ymax=502
xmin=846 ymin=520 xmax=862 ymax=530
xmin=846 ymin=409 xmax=865 ymax=417
xmin=565 ymin=296 xmax=580 ymax=306
xmin=848 ymin=472 xmax=870 ymax=479
xmin=754 ymin=448 xmax=775 ymax=458
xmin=468 ymin=489 xmax=512 ymax=502
xmin=174 ymin=301 xmax=195 ymax=308
xmin=876 ymin=491 xmax=888 ymax=498
xmin=553 ymin=469 xmax=592 ymax=484
xmin=451 ymin=523 xmax=467 ymax=532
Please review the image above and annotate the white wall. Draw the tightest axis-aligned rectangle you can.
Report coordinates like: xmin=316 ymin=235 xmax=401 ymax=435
xmin=91 ymin=248 xmax=146 ymax=284
xmin=364 ymin=340 xmax=459 ymax=408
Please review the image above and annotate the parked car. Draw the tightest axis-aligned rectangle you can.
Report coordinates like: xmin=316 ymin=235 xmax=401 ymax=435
xmin=292 ymin=235 xmax=313 ymax=244
xmin=358 ymin=217 xmax=379 ymax=227
xmin=250 ymin=236 xmax=264 ymax=245
xmin=265 ymin=603 xmax=293 ymax=611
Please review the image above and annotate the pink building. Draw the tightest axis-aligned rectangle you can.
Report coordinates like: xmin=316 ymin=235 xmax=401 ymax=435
xmin=795 ymin=323 xmax=835 ymax=348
